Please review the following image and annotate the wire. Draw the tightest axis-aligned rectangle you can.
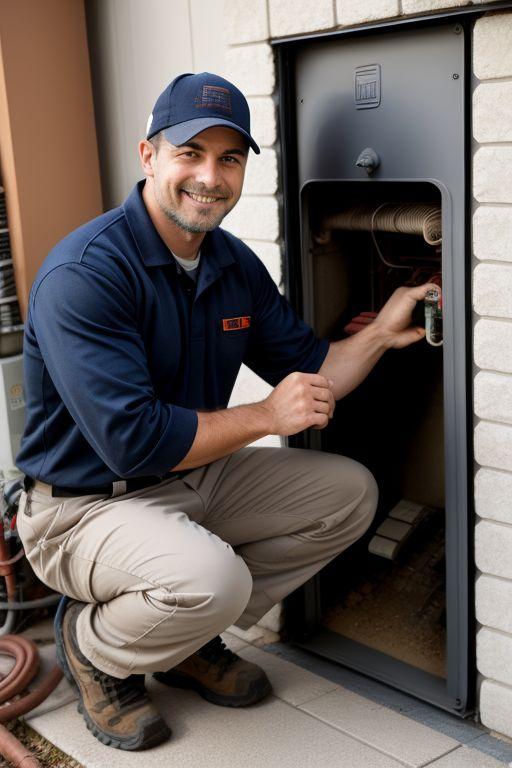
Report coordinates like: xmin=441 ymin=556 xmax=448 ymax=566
xmin=370 ymin=203 xmax=414 ymax=270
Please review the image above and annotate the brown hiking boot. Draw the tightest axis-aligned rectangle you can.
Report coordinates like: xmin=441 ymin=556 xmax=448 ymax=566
xmin=153 ymin=635 xmax=272 ymax=707
xmin=55 ymin=597 xmax=171 ymax=750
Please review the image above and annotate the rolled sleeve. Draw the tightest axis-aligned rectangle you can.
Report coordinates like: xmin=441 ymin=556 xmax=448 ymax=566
xmin=32 ymin=263 xmax=198 ymax=476
xmin=244 ymin=259 xmax=330 ymax=386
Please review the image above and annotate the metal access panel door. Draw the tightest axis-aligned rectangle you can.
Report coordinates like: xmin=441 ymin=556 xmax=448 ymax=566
xmin=287 ymin=22 xmax=471 ymax=715
xmin=295 ymin=23 xmax=465 ymax=190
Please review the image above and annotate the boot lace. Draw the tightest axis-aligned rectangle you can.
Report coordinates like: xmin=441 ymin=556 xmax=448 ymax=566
xmin=92 ymin=670 xmax=149 ymax=714
xmin=196 ymin=636 xmax=239 ymax=679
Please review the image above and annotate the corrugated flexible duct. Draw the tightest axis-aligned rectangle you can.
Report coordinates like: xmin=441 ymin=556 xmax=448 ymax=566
xmin=317 ymin=203 xmax=442 ymax=246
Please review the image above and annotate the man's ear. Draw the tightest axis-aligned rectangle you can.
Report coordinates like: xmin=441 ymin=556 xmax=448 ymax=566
xmin=139 ymin=140 xmax=156 ymax=177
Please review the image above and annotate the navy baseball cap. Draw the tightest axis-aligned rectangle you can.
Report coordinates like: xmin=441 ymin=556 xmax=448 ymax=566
xmin=146 ymin=72 xmax=260 ymax=154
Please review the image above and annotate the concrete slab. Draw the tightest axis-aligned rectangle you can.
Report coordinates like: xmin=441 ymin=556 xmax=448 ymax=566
xmin=468 ymin=733 xmax=512 ymax=764
xmin=24 ymin=642 xmax=77 ymax=718
xmin=237 ymin=644 xmax=340 ymax=706
xmin=299 ymin=687 xmax=459 ymax=767
xmin=227 ymin=624 xmax=268 ymax=643
xmin=18 ymin=615 xmax=56 ymax=644
xmin=227 ymin=623 xmax=279 ymax=645
xmin=220 ymin=630 xmax=250 ymax=653
xmin=427 ymin=745 xmax=508 ymax=767
xmin=27 ymin=684 xmax=406 ymax=768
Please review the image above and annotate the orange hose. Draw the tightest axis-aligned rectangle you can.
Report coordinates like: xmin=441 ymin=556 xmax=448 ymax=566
xmin=0 ymin=518 xmax=63 ymax=767
xmin=0 ymin=723 xmax=40 ymax=767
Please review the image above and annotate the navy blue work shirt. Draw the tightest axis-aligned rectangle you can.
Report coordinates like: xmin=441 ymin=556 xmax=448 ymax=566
xmin=16 ymin=181 xmax=330 ymax=487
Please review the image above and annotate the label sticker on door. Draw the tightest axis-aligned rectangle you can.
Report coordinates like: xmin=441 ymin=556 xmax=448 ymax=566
xmin=9 ymin=383 xmax=24 ymax=411
xmin=355 ymin=64 xmax=381 ymax=109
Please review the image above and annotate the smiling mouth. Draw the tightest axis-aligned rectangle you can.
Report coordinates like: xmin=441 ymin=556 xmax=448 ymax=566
xmin=182 ymin=190 xmax=226 ymax=204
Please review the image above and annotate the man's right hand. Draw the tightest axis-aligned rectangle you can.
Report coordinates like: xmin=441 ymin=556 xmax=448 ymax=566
xmin=172 ymin=372 xmax=335 ymax=472
xmin=261 ymin=372 xmax=335 ymax=436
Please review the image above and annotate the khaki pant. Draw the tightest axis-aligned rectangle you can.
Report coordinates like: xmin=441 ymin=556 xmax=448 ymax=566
xmin=16 ymin=447 xmax=377 ymax=680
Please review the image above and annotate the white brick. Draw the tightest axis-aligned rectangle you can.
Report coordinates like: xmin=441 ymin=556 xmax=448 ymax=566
xmin=475 ymin=319 xmax=512 ymax=373
xmin=228 ymin=364 xmax=281 ymax=447
xmin=475 ymin=421 xmax=512 ymax=472
xmin=243 ymin=240 xmax=282 ymax=287
xmin=257 ymin=603 xmax=284 ymax=633
xmin=476 ymin=574 xmax=512 ymax=634
xmin=248 ymin=97 xmax=276 ymax=147
xmin=229 ymin=363 xmax=271 ymax=406
xmin=474 ymin=147 xmax=512 ymax=204
xmin=223 ymin=195 xmax=279 ymax=241
xmin=473 ymin=83 xmax=512 ymax=144
xmin=475 ymin=467 xmax=512 ymax=524
xmin=250 ymin=434 xmax=282 ymax=447
xmin=480 ymin=679 xmax=512 ymax=740
xmin=270 ymin=0 xmax=334 ymax=37
xmin=477 ymin=626 xmax=512 ymax=687
xmin=402 ymin=0 xmax=470 ymax=12
xmin=336 ymin=0 xmax=399 ymax=25
xmin=474 ymin=13 xmax=512 ymax=80
xmin=475 ymin=371 xmax=512 ymax=424
xmin=473 ymin=207 xmax=512 ymax=263
xmin=473 ymin=263 xmax=512 ymax=319
xmin=223 ymin=0 xmax=269 ymax=45
xmin=243 ymin=148 xmax=278 ymax=195
xmin=475 ymin=519 xmax=512 ymax=579
xmin=226 ymin=44 xmax=274 ymax=97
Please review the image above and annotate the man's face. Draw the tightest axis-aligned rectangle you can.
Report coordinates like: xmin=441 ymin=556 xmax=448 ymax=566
xmin=147 ymin=126 xmax=248 ymax=234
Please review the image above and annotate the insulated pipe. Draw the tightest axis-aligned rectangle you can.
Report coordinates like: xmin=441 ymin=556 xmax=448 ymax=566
xmin=317 ymin=203 xmax=442 ymax=246
xmin=0 ymin=595 xmax=61 ymax=611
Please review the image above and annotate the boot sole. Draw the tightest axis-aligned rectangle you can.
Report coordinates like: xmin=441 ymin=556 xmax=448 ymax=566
xmin=153 ymin=669 xmax=273 ymax=707
xmin=77 ymin=700 xmax=171 ymax=751
xmin=55 ymin=597 xmax=171 ymax=750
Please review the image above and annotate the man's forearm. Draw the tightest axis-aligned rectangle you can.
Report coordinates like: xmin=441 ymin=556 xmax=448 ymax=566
xmin=318 ymin=323 xmax=393 ymax=401
xmin=171 ymin=402 xmax=273 ymax=471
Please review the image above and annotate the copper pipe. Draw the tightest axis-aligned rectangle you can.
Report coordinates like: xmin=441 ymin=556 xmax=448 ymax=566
xmin=0 ymin=549 xmax=26 ymax=568
xmin=0 ymin=723 xmax=40 ymax=767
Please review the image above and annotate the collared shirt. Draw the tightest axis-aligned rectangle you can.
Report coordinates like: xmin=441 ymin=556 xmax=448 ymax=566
xmin=16 ymin=181 xmax=330 ymax=487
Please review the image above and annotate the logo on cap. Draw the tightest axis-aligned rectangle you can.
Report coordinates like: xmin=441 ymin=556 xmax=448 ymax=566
xmin=196 ymin=85 xmax=232 ymax=114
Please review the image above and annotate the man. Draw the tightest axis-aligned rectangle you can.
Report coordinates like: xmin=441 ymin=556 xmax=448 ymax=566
xmin=15 ymin=72 xmax=437 ymax=751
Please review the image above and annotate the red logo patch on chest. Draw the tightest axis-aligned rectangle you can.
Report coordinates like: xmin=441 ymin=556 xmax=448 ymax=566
xmin=222 ymin=316 xmax=251 ymax=332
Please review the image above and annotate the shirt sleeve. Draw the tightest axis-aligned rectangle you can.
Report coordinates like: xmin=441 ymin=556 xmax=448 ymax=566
xmin=31 ymin=262 xmax=198 ymax=477
xmin=244 ymin=258 xmax=330 ymax=386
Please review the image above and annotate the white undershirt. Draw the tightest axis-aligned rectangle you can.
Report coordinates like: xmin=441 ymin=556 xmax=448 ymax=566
xmin=172 ymin=250 xmax=201 ymax=281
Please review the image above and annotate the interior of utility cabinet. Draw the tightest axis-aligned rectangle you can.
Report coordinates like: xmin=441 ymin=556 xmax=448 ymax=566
xmin=303 ymin=182 xmax=446 ymax=678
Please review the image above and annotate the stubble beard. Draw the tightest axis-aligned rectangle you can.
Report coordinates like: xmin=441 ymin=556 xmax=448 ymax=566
xmin=155 ymin=184 xmax=235 ymax=234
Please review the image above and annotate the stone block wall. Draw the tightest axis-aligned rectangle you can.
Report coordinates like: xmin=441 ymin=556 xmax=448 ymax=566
xmin=473 ymin=10 xmax=512 ymax=738
xmin=223 ymin=0 xmax=512 ymax=731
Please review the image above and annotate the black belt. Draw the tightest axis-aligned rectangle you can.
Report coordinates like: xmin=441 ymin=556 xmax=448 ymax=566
xmin=23 ymin=472 xmax=188 ymax=498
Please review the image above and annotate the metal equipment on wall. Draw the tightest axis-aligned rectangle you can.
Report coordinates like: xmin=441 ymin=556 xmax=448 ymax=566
xmin=275 ymin=17 xmax=473 ymax=716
